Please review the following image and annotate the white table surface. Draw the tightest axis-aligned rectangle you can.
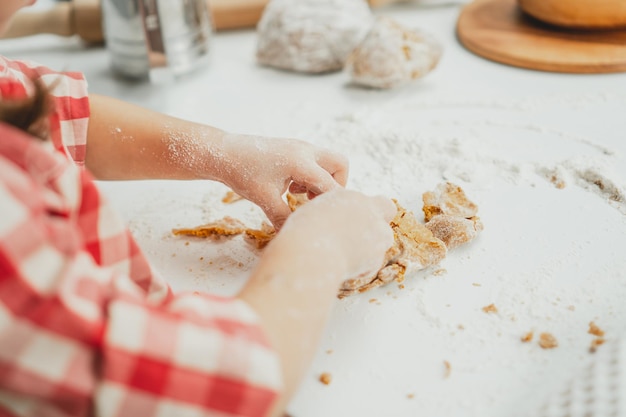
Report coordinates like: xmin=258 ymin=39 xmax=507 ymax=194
xmin=3 ymin=2 xmax=626 ymax=417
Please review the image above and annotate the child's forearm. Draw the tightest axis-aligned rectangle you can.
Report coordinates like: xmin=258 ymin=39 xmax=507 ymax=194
xmin=85 ymin=94 xmax=229 ymax=181
xmin=238 ymin=231 xmax=347 ymax=417
xmin=85 ymin=94 xmax=351 ymax=229
xmin=236 ymin=189 xmax=394 ymax=416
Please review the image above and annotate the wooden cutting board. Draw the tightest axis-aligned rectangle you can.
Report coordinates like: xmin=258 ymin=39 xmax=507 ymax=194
xmin=456 ymin=0 xmax=626 ymax=73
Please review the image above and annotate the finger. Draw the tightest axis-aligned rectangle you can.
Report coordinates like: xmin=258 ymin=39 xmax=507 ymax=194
xmin=261 ymin=192 xmax=293 ymax=230
xmin=316 ymin=150 xmax=349 ymax=187
xmin=373 ymin=196 xmax=397 ymax=222
xmin=291 ymin=165 xmax=341 ymax=197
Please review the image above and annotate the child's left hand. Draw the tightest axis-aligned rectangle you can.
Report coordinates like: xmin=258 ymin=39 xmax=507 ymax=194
xmin=83 ymin=95 xmax=346 ymax=229
xmin=218 ymin=134 xmax=348 ymax=229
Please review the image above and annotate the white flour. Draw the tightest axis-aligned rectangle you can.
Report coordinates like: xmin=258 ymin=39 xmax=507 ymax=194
xmin=301 ymin=106 xmax=625 ymax=214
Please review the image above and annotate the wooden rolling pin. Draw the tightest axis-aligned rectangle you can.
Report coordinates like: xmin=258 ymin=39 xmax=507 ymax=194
xmin=1 ymin=0 xmax=403 ymax=43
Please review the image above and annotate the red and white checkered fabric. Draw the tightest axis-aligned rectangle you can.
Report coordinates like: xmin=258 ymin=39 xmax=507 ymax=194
xmin=0 ymin=56 xmax=281 ymax=417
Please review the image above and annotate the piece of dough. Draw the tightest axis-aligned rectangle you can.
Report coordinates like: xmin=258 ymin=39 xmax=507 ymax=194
xmin=175 ymin=183 xmax=482 ymax=298
xmin=174 ymin=192 xmax=306 ymax=249
xmin=256 ymin=0 xmax=373 ymax=73
xmin=222 ymin=191 xmax=243 ymax=204
xmin=425 ymin=215 xmax=483 ymax=250
xmin=422 ymin=181 xmax=483 ymax=249
xmin=338 ymin=200 xmax=447 ymax=297
xmin=339 ymin=182 xmax=483 ymax=296
xmin=244 ymin=223 xmax=277 ymax=250
xmin=422 ymin=182 xmax=478 ymax=222
xmin=346 ymin=16 xmax=442 ymax=89
xmin=287 ymin=192 xmax=309 ymax=212
xmin=174 ymin=218 xmax=277 ymax=250
xmin=172 ymin=217 xmax=246 ymax=240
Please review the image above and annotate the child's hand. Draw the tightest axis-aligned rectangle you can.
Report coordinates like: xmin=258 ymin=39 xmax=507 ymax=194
xmin=239 ymin=189 xmax=394 ymax=413
xmin=220 ymin=134 xmax=348 ymax=229
xmin=276 ymin=188 xmax=396 ymax=281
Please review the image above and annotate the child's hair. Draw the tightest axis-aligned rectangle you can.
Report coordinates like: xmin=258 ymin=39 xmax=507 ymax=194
xmin=0 ymin=79 xmax=52 ymax=140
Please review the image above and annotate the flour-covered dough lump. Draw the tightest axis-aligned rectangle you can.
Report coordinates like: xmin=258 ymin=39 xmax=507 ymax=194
xmin=346 ymin=16 xmax=442 ymax=88
xmin=174 ymin=183 xmax=482 ymax=298
xmin=256 ymin=0 xmax=373 ymax=73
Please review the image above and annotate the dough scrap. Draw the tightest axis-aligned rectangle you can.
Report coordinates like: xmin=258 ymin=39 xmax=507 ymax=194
xmin=175 ymin=183 xmax=482 ymax=298
xmin=422 ymin=182 xmax=478 ymax=222
xmin=222 ymin=191 xmax=244 ymax=204
xmin=287 ymin=192 xmax=309 ymax=212
xmin=319 ymin=372 xmax=332 ymax=385
xmin=588 ymin=321 xmax=605 ymax=337
xmin=174 ymin=218 xmax=277 ymax=250
xmin=256 ymin=0 xmax=373 ymax=73
xmin=339 ymin=182 xmax=482 ymax=297
xmin=590 ymin=338 xmax=605 ymax=353
xmin=422 ymin=182 xmax=483 ymax=249
xmin=244 ymin=223 xmax=277 ymax=250
xmin=538 ymin=333 xmax=558 ymax=349
xmin=174 ymin=192 xmax=306 ymax=249
xmin=425 ymin=215 xmax=483 ymax=250
xmin=338 ymin=200 xmax=447 ymax=297
xmin=346 ymin=17 xmax=442 ymax=89
xmin=482 ymin=303 xmax=498 ymax=314
xmin=172 ymin=216 xmax=246 ymax=240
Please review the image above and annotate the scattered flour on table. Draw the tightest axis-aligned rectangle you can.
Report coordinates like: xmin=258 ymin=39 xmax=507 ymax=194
xmin=304 ymin=109 xmax=625 ymax=213
xmin=286 ymin=104 xmax=626 ymax=417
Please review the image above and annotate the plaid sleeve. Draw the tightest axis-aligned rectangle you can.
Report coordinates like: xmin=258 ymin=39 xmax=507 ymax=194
xmin=0 ymin=142 xmax=281 ymax=417
xmin=98 ymin=291 xmax=281 ymax=417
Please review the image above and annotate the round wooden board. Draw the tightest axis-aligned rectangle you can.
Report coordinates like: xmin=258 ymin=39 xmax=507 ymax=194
xmin=456 ymin=0 xmax=626 ymax=73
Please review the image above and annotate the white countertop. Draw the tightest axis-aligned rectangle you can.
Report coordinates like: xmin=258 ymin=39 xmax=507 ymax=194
xmin=3 ymin=2 xmax=626 ymax=417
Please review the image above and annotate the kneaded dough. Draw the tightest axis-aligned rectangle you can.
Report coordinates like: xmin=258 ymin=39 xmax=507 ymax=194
xmin=346 ymin=16 xmax=442 ymax=89
xmin=172 ymin=217 xmax=246 ymax=240
xmin=425 ymin=215 xmax=482 ymax=250
xmin=174 ymin=184 xmax=482 ymax=298
xmin=256 ymin=0 xmax=373 ymax=73
xmin=339 ymin=182 xmax=482 ymax=297
xmin=422 ymin=182 xmax=478 ymax=222
xmin=338 ymin=200 xmax=447 ymax=297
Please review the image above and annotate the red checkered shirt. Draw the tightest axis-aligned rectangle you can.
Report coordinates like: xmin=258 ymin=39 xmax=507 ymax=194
xmin=0 ymin=56 xmax=281 ymax=417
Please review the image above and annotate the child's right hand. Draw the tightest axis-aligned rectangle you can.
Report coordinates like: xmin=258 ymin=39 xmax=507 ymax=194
xmin=276 ymin=189 xmax=396 ymax=282
xmin=239 ymin=189 xmax=395 ymax=414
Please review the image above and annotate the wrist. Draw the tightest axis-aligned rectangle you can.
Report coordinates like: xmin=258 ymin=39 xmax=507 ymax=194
xmin=204 ymin=131 xmax=252 ymax=186
xmin=186 ymin=125 xmax=229 ymax=181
